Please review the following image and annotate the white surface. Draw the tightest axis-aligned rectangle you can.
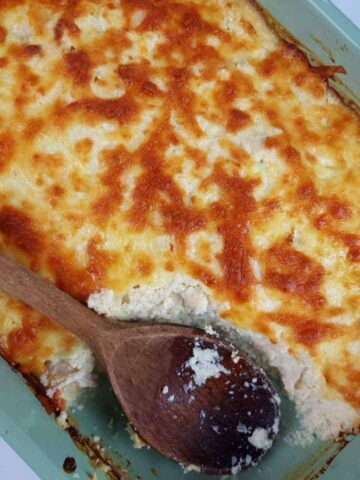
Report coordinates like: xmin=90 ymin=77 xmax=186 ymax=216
xmin=0 ymin=1 xmax=359 ymax=479
xmin=332 ymin=0 xmax=360 ymax=27
xmin=0 ymin=437 xmax=39 ymax=480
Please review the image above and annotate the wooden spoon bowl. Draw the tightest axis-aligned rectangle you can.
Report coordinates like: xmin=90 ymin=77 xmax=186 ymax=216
xmin=110 ymin=327 xmax=280 ymax=474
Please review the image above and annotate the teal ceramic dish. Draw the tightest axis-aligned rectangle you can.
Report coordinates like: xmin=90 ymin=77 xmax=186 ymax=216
xmin=1 ymin=1 xmax=359 ymax=479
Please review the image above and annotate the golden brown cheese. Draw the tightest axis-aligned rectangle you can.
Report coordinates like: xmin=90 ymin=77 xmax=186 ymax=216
xmin=0 ymin=0 xmax=359 ymax=416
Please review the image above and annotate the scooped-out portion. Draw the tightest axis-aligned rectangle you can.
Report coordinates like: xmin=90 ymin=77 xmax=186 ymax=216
xmin=88 ymin=274 xmax=358 ymax=446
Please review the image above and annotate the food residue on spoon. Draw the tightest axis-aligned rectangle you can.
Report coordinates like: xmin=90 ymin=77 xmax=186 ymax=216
xmin=248 ymin=427 xmax=273 ymax=450
xmin=183 ymin=338 xmax=230 ymax=389
xmin=158 ymin=334 xmax=280 ymax=474
xmin=231 ymin=454 xmax=253 ymax=475
xmin=237 ymin=422 xmax=251 ymax=434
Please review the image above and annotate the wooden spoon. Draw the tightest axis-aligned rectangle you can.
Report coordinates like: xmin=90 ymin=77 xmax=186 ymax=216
xmin=0 ymin=253 xmax=280 ymax=475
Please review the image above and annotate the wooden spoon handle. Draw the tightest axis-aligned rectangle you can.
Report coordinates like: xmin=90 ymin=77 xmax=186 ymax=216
xmin=0 ymin=253 xmax=111 ymax=348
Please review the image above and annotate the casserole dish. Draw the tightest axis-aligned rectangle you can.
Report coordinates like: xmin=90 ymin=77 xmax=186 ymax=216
xmin=0 ymin=0 xmax=359 ymax=479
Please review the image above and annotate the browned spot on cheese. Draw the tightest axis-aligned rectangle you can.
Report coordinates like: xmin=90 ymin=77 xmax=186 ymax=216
xmin=241 ymin=19 xmax=256 ymax=36
xmin=74 ymin=138 xmax=92 ymax=156
xmin=129 ymin=0 xmax=170 ymax=31
xmin=129 ymin=126 xmax=205 ymax=235
xmin=295 ymin=321 xmax=338 ymax=346
xmin=339 ymin=233 xmax=360 ymax=262
xmin=46 ymin=233 xmax=113 ymax=302
xmin=312 ymin=65 xmax=346 ymax=81
xmin=47 ymin=253 xmax=89 ymax=301
xmin=21 ymin=44 xmax=42 ymax=57
xmin=165 ymin=260 xmax=174 ymax=272
xmin=64 ymin=50 xmax=91 ymax=85
xmin=51 ymin=185 xmax=64 ymax=197
xmin=294 ymin=72 xmax=325 ymax=98
xmin=118 ymin=62 xmax=150 ymax=86
xmin=191 ymin=45 xmax=222 ymax=80
xmin=264 ymin=135 xmax=282 ymax=150
xmin=5 ymin=303 xmax=60 ymax=375
xmin=220 ymin=222 xmax=253 ymax=302
xmin=190 ymin=263 xmax=217 ymax=291
xmin=54 ymin=18 xmax=66 ymax=41
xmin=167 ymin=67 xmax=201 ymax=135
xmin=124 ymin=0 xmax=222 ymax=38
xmin=134 ymin=254 xmax=153 ymax=277
xmin=54 ymin=16 xmax=80 ymax=42
xmin=266 ymin=47 xmax=327 ymax=97
xmin=264 ymin=242 xmax=325 ymax=307
xmin=293 ymin=116 xmax=320 ymax=142
xmin=210 ymin=165 xmax=257 ymax=302
xmin=198 ymin=238 xmax=212 ymax=263
xmin=118 ymin=62 xmax=162 ymax=97
xmin=181 ymin=8 xmax=205 ymax=33
xmin=92 ymin=147 xmax=130 ymax=223
xmin=8 ymin=320 xmax=37 ymax=360
xmin=226 ymin=108 xmax=251 ymax=132
xmin=162 ymin=202 xmax=205 ymax=235
xmin=141 ymin=80 xmax=161 ymax=96
xmin=48 ymin=252 xmax=94 ymax=303
xmin=6 ymin=312 xmax=53 ymax=373
xmin=32 ymin=152 xmax=63 ymax=170
xmin=259 ymin=43 xmax=338 ymax=99
xmin=0 ymin=339 xmax=64 ymax=414
xmin=92 ymin=29 xmax=131 ymax=60
xmin=17 ymin=63 xmax=39 ymax=85
xmin=328 ymin=199 xmax=351 ymax=220
xmin=271 ymin=313 xmax=339 ymax=347
xmin=213 ymin=164 xmax=257 ymax=214
xmin=261 ymin=198 xmax=280 ymax=216
xmin=0 ymin=57 xmax=8 ymax=68
xmin=313 ymin=212 xmax=359 ymax=262
xmin=281 ymin=145 xmax=303 ymax=168
xmin=86 ymin=236 xmax=112 ymax=287
xmin=259 ymin=43 xmax=307 ymax=78
xmin=0 ymin=26 xmax=7 ymax=43
xmin=13 ymin=64 xmax=40 ymax=112
xmin=325 ymin=362 xmax=360 ymax=410
xmin=48 ymin=185 xmax=65 ymax=207
xmin=297 ymin=182 xmax=351 ymax=223
xmin=297 ymin=181 xmax=317 ymax=201
xmin=122 ymin=3 xmax=227 ymax=132
xmin=0 ymin=206 xmax=44 ymax=256
xmin=294 ymin=181 xmax=358 ymax=263
xmin=23 ymin=118 xmax=44 ymax=140
xmin=0 ymin=132 xmax=15 ymax=173
xmin=215 ymin=71 xmax=254 ymax=109
xmin=216 ymin=80 xmax=237 ymax=105
xmin=67 ymin=96 xmax=139 ymax=124
xmin=342 ymin=367 xmax=360 ymax=409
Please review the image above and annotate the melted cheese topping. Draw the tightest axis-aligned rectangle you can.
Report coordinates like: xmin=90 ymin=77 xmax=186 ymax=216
xmin=0 ymin=0 xmax=359 ymax=419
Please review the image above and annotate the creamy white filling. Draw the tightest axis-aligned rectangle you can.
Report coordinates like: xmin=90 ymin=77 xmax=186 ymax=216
xmin=40 ymin=345 xmax=96 ymax=404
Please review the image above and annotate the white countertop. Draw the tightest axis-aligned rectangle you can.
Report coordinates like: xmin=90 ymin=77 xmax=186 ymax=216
xmin=0 ymin=1 xmax=359 ymax=479
xmin=332 ymin=0 xmax=360 ymax=28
